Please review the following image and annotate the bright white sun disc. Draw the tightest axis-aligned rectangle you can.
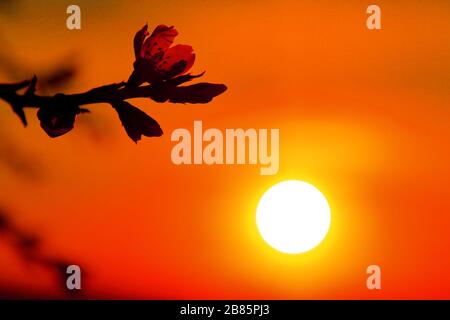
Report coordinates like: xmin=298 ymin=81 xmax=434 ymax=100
xmin=256 ymin=180 xmax=331 ymax=254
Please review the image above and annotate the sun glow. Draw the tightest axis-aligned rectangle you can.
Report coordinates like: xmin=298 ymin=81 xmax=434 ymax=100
xmin=256 ymin=180 xmax=331 ymax=254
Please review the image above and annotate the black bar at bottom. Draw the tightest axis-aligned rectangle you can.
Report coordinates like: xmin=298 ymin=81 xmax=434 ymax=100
xmin=0 ymin=300 xmax=447 ymax=318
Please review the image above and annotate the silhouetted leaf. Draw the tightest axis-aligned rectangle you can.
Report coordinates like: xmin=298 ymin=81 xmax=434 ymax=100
xmin=112 ymin=100 xmax=163 ymax=143
xmin=167 ymin=72 xmax=205 ymax=86
xmin=150 ymin=82 xmax=227 ymax=104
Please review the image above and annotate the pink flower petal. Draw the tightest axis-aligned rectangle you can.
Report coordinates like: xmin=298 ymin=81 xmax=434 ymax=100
xmin=141 ymin=25 xmax=178 ymax=60
xmin=156 ymin=44 xmax=195 ymax=78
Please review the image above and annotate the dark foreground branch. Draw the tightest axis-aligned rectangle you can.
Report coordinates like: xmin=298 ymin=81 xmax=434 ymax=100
xmin=0 ymin=76 xmax=227 ymax=142
xmin=0 ymin=23 xmax=228 ymax=142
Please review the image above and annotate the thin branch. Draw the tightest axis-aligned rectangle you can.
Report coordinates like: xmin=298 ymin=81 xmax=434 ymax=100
xmin=0 ymin=23 xmax=227 ymax=142
xmin=0 ymin=77 xmax=226 ymax=142
xmin=0 ymin=81 xmax=161 ymax=109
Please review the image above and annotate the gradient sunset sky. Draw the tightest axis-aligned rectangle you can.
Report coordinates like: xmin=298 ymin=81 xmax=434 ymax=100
xmin=0 ymin=0 xmax=449 ymax=299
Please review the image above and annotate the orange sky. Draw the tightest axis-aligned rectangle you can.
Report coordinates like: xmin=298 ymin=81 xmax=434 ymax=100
xmin=0 ymin=0 xmax=449 ymax=299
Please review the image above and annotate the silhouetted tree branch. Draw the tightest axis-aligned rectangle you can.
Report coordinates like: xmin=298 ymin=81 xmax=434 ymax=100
xmin=0 ymin=23 xmax=227 ymax=143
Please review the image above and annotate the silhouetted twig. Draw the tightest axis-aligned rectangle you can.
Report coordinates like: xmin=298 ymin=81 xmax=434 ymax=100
xmin=0 ymin=24 xmax=227 ymax=143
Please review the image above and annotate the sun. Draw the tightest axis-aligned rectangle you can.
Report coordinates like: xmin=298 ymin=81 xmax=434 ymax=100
xmin=256 ymin=180 xmax=331 ymax=254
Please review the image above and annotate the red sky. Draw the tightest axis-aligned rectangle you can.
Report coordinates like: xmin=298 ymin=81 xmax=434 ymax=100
xmin=0 ymin=0 xmax=449 ymax=299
